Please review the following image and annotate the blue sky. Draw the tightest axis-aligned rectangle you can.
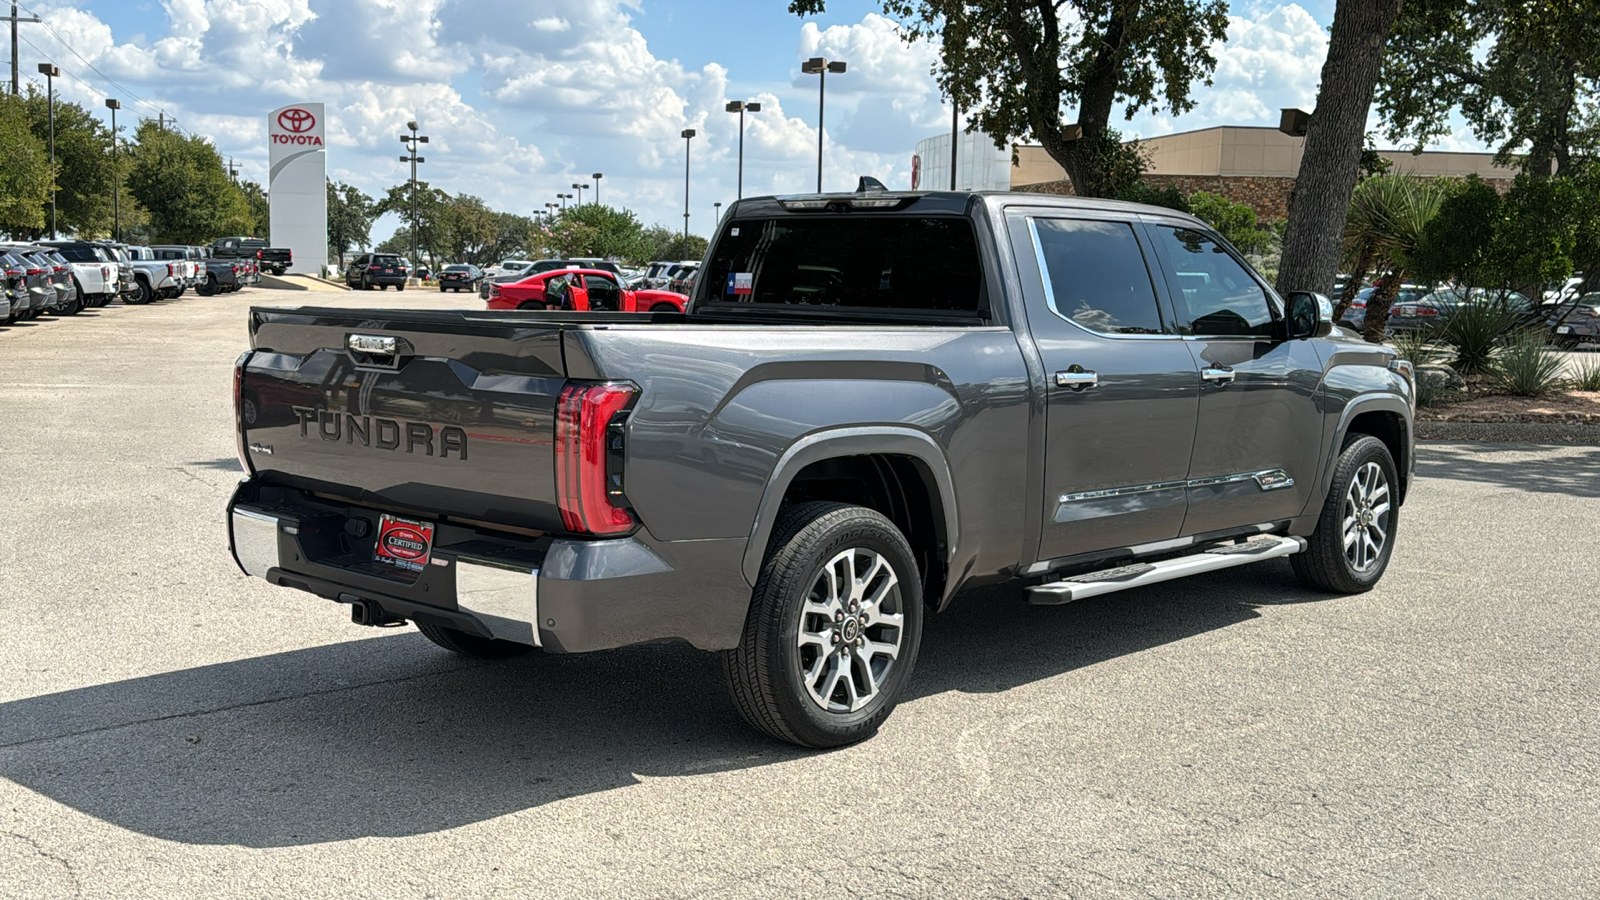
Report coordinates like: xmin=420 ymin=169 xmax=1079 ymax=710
xmin=12 ymin=1 xmax=1478 ymax=244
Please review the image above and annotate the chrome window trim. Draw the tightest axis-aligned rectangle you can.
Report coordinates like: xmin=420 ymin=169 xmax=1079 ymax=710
xmin=1026 ymin=216 xmax=1179 ymax=341
xmin=1060 ymin=468 xmax=1295 ymax=504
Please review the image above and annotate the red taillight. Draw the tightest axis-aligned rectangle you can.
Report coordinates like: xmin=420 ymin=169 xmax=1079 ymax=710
xmin=26 ymin=268 xmax=42 ymax=275
xmin=369 ymin=265 xmax=382 ymax=270
xmin=554 ymin=383 xmax=638 ymax=535
xmin=1416 ymin=307 xmax=1439 ymax=317
xmin=167 ymin=264 xmax=175 ymax=276
xmin=54 ymin=266 xmax=67 ymax=273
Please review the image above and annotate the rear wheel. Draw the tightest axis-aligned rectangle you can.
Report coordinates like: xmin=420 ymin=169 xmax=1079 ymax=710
xmin=517 ymin=301 xmax=547 ymax=311
xmin=722 ymin=502 xmax=923 ymax=748
xmin=131 ymin=278 xmax=153 ymax=304
xmin=397 ymin=282 xmax=406 ymax=292
xmin=416 ymin=622 xmax=534 ymax=659
xmin=1292 ymin=434 xmax=1399 ymax=593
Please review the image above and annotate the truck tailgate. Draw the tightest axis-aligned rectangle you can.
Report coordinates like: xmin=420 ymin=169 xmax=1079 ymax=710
xmin=241 ymin=307 xmax=570 ymax=531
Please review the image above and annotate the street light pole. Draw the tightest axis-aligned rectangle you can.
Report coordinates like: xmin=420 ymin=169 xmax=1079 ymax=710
xmin=801 ymin=58 xmax=847 ymax=192
xmin=951 ymin=102 xmax=959 ymax=190
xmin=38 ymin=63 xmax=58 ymax=237
xmin=724 ymin=100 xmax=762 ymax=200
xmin=105 ymin=98 xmax=120 ymax=241
xmin=572 ymin=182 xmax=586 ymax=205
xmin=593 ymin=172 xmax=603 ymax=207
xmin=399 ymin=121 xmax=428 ymax=266
xmin=681 ymin=128 xmax=695 ymax=237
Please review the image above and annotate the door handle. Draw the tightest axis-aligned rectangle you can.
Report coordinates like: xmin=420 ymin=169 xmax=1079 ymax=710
xmin=1201 ymin=366 xmax=1235 ymax=385
xmin=1055 ymin=369 xmax=1098 ymax=390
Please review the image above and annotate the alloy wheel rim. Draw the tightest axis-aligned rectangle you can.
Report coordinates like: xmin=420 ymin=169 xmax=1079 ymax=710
xmin=1342 ymin=461 xmax=1391 ymax=573
xmin=796 ymin=547 xmax=904 ymax=713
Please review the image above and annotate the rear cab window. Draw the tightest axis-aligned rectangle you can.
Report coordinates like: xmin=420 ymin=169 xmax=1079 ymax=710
xmin=700 ymin=213 xmax=986 ymax=320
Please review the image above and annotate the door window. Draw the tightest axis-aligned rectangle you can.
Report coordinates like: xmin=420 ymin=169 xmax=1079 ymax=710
xmin=1031 ymin=219 xmax=1164 ymax=335
xmin=583 ymin=274 xmax=620 ymax=310
xmin=1151 ymin=225 xmax=1276 ymax=338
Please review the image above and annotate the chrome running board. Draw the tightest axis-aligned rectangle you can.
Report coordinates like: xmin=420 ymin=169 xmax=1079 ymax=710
xmin=1025 ymin=535 xmax=1306 ymax=605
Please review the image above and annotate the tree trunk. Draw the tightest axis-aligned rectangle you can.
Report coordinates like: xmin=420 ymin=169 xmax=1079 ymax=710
xmin=1332 ymin=247 xmax=1373 ymax=321
xmin=1276 ymin=0 xmax=1404 ymax=297
xmin=1362 ymin=271 xmax=1405 ymax=342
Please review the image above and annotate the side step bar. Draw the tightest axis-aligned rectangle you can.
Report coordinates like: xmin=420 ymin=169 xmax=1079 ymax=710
xmin=1025 ymin=535 xmax=1306 ymax=605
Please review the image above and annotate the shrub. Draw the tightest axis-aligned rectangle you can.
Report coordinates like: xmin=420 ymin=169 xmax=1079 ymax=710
xmin=1492 ymin=331 xmax=1567 ymax=396
xmin=1571 ymin=356 xmax=1600 ymax=392
xmin=1387 ymin=330 xmax=1449 ymax=368
xmin=1440 ymin=300 xmax=1517 ymax=374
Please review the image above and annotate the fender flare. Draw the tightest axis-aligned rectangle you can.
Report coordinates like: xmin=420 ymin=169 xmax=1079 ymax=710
xmin=740 ymin=426 xmax=960 ymax=584
xmin=1313 ymin=393 xmax=1413 ymax=512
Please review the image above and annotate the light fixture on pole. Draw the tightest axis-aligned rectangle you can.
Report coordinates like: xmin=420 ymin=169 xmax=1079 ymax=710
xmin=592 ymin=173 xmax=603 ymax=207
xmin=680 ymin=128 xmax=695 ymax=237
xmin=724 ymin=100 xmax=761 ymax=200
xmin=572 ymin=182 xmax=586 ymax=205
xmin=38 ymin=63 xmax=58 ymax=238
xmin=800 ymin=57 xmax=846 ymax=192
xmin=399 ymin=121 xmax=428 ymax=266
xmin=714 ymin=201 xmax=721 ymax=222
xmin=105 ymin=98 xmax=121 ymax=241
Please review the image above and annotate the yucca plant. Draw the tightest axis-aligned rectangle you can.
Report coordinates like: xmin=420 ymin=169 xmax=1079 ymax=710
xmin=1343 ymin=175 xmax=1449 ymax=341
xmin=1441 ymin=300 xmax=1518 ymax=374
xmin=1387 ymin=329 xmax=1448 ymax=368
xmin=1571 ymin=356 xmax=1600 ymax=392
xmin=1492 ymin=330 xmax=1567 ymax=396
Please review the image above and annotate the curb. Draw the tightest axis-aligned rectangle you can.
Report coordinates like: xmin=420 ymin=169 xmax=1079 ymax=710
xmin=1417 ymin=421 xmax=1600 ymax=445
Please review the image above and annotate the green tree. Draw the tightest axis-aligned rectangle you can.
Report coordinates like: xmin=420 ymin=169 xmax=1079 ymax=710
xmin=1187 ymin=191 xmax=1272 ymax=254
xmin=19 ymin=88 xmax=119 ymax=237
xmin=1114 ymin=179 xmax=1189 ymax=212
xmin=546 ymin=204 xmax=651 ymax=262
xmin=1379 ymin=0 xmax=1600 ymax=177
xmin=790 ymin=0 xmax=1228 ymax=198
xmin=0 ymin=95 xmax=50 ymax=235
xmin=240 ymin=181 xmax=269 ymax=235
xmin=642 ymin=224 xmax=708 ymax=263
xmin=1275 ymin=0 xmax=1406 ymax=299
xmin=327 ymin=180 xmax=374 ymax=266
xmin=127 ymin=121 xmax=254 ymax=242
xmin=375 ymin=181 xmax=450 ymax=265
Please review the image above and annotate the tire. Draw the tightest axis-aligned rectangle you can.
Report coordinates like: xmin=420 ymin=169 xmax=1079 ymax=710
xmin=438 ymin=285 xmax=446 ymax=292
xmin=63 ymin=279 xmax=85 ymax=315
xmin=721 ymin=501 xmax=924 ymax=748
xmin=130 ymin=278 xmax=152 ymax=305
xmin=517 ymin=301 xmax=547 ymax=311
xmin=197 ymin=276 xmax=217 ymax=297
xmin=397 ymin=283 xmax=405 ymax=292
xmin=416 ymin=621 xmax=534 ymax=659
xmin=1292 ymin=434 xmax=1399 ymax=594
xmin=649 ymin=302 xmax=678 ymax=313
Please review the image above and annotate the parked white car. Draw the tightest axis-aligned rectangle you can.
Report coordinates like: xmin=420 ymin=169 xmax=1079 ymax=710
xmin=41 ymin=241 xmax=119 ymax=308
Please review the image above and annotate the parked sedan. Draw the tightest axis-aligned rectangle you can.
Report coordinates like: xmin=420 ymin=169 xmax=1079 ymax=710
xmin=1340 ymin=284 xmax=1428 ymax=333
xmin=486 ymin=269 xmax=687 ymax=313
xmin=436 ymin=264 xmax=482 ymax=293
xmin=1388 ymin=289 xmax=1538 ymax=334
xmin=344 ymin=253 xmax=409 ymax=290
xmin=1549 ymin=292 xmax=1600 ymax=347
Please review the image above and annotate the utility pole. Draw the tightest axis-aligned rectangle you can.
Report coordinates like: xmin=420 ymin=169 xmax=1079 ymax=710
xmin=7 ymin=4 xmax=40 ymax=95
xmin=228 ymin=158 xmax=240 ymax=183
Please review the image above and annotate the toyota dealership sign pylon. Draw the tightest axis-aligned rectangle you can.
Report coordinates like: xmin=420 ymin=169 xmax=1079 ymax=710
xmin=267 ymin=102 xmax=328 ymax=274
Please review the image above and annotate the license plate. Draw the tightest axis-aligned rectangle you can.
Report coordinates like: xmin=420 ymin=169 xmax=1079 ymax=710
xmin=384 ymin=268 xmax=394 ymax=273
xmin=1557 ymin=325 xmax=1572 ymax=334
xmin=374 ymin=514 xmax=435 ymax=571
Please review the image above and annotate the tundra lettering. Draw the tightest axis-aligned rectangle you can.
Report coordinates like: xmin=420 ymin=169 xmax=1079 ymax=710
xmin=291 ymin=406 xmax=467 ymax=460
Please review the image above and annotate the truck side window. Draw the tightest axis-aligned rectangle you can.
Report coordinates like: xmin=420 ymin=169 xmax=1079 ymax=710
xmin=1151 ymin=226 xmax=1275 ymax=338
xmin=1032 ymin=219 xmax=1164 ymax=335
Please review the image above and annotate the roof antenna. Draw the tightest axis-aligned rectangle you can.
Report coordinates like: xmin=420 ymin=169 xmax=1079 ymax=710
xmin=856 ymin=176 xmax=888 ymax=193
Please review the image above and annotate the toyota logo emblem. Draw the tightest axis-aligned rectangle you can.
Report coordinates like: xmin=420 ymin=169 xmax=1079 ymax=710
xmin=277 ymin=107 xmax=316 ymax=133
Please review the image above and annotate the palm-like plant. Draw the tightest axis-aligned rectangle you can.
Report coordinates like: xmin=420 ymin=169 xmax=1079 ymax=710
xmin=1343 ymin=174 xmax=1449 ymax=341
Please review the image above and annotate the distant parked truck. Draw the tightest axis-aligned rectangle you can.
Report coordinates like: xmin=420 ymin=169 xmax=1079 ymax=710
xmin=211 ymin=236 xmax=293 ymax=276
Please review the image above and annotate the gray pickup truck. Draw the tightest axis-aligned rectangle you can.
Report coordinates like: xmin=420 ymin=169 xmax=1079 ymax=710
xmin=228 ymin=190 xmax=1414 ymax=747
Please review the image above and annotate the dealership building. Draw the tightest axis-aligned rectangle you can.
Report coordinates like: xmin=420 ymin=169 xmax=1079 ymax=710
xmin=912 ymin=124 xmax=1523 ymax=220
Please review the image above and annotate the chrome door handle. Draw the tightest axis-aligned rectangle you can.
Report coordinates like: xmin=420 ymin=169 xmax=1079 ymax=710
xmin=1055 ymin=369 xmax=1098 ymax=390
xmin=1201 ymin=366 xmax=1235 ymax=385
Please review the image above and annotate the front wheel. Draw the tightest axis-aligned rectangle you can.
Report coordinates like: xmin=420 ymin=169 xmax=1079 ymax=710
xmin=721 ymin=502 xmax=923 ymax=748
xmin=1292 ymin=434 xmax=1399 ymax=593
xmin=416 ymin=622 xmax=534 ymax=659
xmin=649 ymin=302 xmax=679 ymax=313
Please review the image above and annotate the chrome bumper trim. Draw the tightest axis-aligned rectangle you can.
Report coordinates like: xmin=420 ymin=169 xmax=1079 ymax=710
xmin=453 ymin=556 xmax=541 ymax=648
xmin=231 ymin=507 xmax=282 ymax=578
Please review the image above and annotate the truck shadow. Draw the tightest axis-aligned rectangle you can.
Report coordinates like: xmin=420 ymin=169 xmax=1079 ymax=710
xmin=1415 ymin=442 xmax=1600 ymax=498
xmin=0 ymin=562 xmax=1316 ymax=847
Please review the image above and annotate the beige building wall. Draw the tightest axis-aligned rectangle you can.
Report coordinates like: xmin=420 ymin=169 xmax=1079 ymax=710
xmin=1010 ymin=126 xmax=1522 ymax=185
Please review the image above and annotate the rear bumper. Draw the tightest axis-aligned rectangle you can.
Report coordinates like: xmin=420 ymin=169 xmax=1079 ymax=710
xmin=228 ymin=480 xmax=752 ymax=653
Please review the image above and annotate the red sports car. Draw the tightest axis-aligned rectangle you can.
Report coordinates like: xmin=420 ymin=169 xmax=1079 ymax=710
xmin=485 ymin=268 xmax=688 ymax=313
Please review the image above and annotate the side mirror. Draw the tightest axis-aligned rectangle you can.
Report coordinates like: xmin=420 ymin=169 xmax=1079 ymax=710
xmin=1286 ymin=291 xmax=1333 ymax=339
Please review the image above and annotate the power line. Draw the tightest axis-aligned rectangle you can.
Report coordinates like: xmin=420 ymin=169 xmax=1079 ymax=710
xmin=16 ymin=30 xmax=192 ymax=140
xmin=17 ymin=2 xmax=176 ymax=127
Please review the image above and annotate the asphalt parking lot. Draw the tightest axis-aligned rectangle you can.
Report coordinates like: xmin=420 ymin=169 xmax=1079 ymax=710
xmin=2 ymin=288 xmax=1597 ymax=898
